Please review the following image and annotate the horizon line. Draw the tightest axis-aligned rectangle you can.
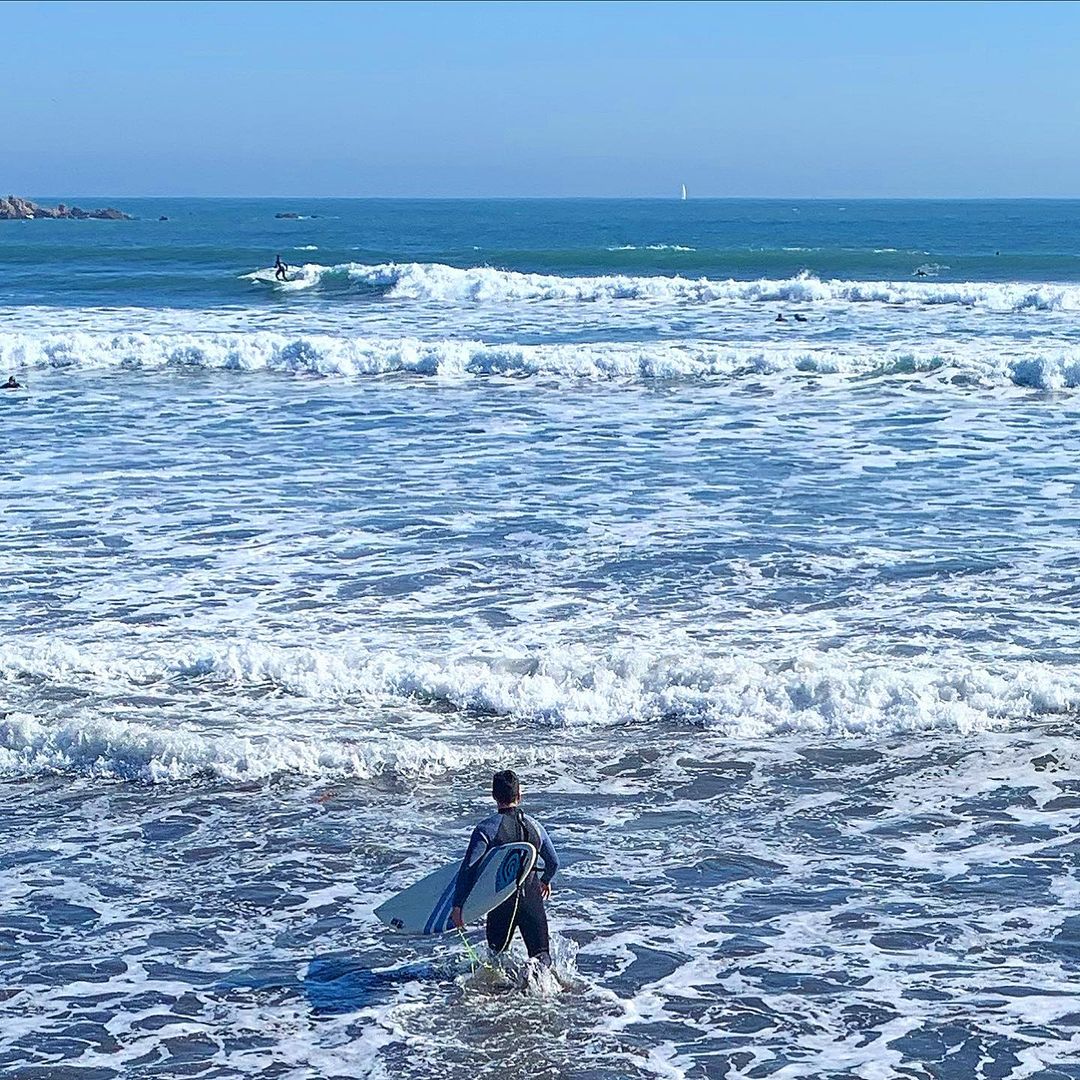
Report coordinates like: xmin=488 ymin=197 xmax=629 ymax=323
xmin=19 ymin=193 xmax=1080 ymax=203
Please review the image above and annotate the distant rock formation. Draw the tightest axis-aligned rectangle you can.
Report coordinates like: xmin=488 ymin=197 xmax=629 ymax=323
xmin=0 ymin=195 xmax=132 ymax=221
xmin=275 ymin=212 xmax=300 ymax=219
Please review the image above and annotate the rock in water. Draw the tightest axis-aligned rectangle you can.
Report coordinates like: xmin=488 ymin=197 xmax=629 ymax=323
xmin=0 ymin=195 xmax=132 ymax=220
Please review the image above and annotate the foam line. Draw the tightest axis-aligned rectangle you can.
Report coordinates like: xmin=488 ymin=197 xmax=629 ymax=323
xmin=243 ymin=261 xmax=1080 ymax=311
xmin=6 ymin=331 xmax=1080 ymax=387
xmin=3 ymin=639 xmax=1076 ymax=749
xmin=0 ymin=710 xmax=531 ymax=784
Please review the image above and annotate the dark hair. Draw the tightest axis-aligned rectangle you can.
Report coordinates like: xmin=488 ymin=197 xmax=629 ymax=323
xmin=492 ymin=769 xmax=520 ymax=806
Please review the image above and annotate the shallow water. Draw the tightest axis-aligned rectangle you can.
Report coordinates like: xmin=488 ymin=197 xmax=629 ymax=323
xmin=2 ymin=200 xmax=1080 ymax=1079
xmin=4 ymin=726 xmax=1079 ymax=1079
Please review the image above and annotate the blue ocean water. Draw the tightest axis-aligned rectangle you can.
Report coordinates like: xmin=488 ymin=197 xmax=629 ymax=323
xmin=2 ymin=200 xmax=1079 ymax=1080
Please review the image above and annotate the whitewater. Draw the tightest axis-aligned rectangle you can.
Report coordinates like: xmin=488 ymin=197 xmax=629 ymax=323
xmin=2 ymin=198 xmax=1080 ymax=1080
xmin=246 ymin=259 xmax=1080 ymax=309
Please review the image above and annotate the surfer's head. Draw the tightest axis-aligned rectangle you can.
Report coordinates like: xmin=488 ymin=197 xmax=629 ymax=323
xmin=492 ymin=769 xmax=521 ymax=807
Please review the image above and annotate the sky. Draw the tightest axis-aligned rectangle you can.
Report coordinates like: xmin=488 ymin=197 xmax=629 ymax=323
xmin=5 ymin=0 xmax=1080 ymax=198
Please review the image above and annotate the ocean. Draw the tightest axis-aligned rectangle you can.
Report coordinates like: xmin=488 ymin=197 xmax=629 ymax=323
xmin=2 ymin=198 xmax=1079 ymax=1080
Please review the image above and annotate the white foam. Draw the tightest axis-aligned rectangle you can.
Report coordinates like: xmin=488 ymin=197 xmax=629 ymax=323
xmin=6 ymin=329 xmax=1080 ymax=387
xmin=0 ymin=709 xmax=529 ymax=784
xmin=243 ymin=261 xmax=1080 ymax=311
xmin=3 ymin=638 xmax=1076 ymax=745
xmin=606 ymin=245 xmax=696 ymax=252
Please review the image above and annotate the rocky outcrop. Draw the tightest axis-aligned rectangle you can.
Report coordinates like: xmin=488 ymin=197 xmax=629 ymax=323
xmin=274 ymin=212 xmax=300 ymax=219
xmin=0 ymin=195 xmax=132 ymax=221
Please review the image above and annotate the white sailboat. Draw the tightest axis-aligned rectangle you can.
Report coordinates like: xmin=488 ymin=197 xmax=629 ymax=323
xmin=681 ymin=183 xmax=687 ymax=201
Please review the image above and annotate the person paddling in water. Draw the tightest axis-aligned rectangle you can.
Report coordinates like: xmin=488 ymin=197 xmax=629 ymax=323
xmin=451 ymin=770 xmax=560 ymax=965
xmin=274 ymin=254 xmax=288 ymax=282
xmin=3 ymin=375 xmax=21 ymax=390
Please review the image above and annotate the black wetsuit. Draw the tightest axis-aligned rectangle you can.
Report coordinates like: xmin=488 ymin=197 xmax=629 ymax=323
xmin=485 ymin=809 xmax=550 ymax=957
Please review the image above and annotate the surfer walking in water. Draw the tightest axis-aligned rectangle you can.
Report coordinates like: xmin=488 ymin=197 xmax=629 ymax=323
xmin=451 ymin=770 xmax=560 ymax=964
xmin=274 ymin=254 xmax=288 ymax=282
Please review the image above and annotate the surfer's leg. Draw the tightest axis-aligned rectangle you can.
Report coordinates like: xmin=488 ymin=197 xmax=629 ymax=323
xmin=516 ymin=875 xmax=550 ymax=961
xmin=485 ymin=892 xmax=519 ymax=954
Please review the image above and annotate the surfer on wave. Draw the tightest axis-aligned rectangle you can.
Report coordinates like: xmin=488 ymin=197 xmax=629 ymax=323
xmin=451 ymin=770 xmax=560 ymax=965
xmin=274 ymin=254 xmax=289 ymax=282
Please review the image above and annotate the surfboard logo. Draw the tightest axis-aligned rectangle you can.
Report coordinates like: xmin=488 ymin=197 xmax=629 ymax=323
xmin=495 ymin=848 xmax=527 ymax=891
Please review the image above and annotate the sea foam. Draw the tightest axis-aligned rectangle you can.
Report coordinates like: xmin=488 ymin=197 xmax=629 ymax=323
xmin=6 ymin=330 xmax=1080 ymax=388
xmin=3 ymin=637 xmax=1076 ymax=786
xmin=245 ymin=261 xmax=1080 ymax=311
xmin=0 ymin=711 xmax=529 ymax=784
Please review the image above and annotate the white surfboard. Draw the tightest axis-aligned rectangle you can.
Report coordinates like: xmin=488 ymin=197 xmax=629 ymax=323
xmin=375 ymin=842 xmax=537 ymax=935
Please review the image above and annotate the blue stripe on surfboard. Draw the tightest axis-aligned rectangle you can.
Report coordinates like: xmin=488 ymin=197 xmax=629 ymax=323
xmin=431 ymin=871 xmax=462 ymax=933
xmin=425 ymin=873 xmax=460 ymax=935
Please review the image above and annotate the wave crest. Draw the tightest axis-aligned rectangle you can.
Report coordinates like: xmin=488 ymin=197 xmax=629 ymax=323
xmin=0 ymin=711 xmax=528 ymax=784
xmin=7 ymin=330 xmax=1080 ymax=387
xmin=244 ymin=261 xmax=1080 ymax=311
xmin=5 ymin=637 xmax=1076 ymax=736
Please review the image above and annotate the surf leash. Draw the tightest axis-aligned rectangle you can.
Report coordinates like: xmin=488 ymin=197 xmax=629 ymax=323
xmin=456 ymin=926 xmax=484 ymax=973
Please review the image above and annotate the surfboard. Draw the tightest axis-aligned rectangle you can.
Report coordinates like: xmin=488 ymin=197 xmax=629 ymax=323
xmin=374 ymin=842 xmax=537 ymax=935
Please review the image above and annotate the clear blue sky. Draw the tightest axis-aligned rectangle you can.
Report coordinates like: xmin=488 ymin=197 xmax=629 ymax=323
xmin=6 ymin=0 xmax=1080 ymax=198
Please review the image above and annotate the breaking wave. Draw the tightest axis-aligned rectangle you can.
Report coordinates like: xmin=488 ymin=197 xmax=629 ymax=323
xmin=0 ymin=711 xmax=533 ymax=784
xmin=244 ymin=261 xmax=1080 ymax=311
xmin=606 ymin=244 xmax=697 ymax=252
xmin=7 ymin=330 xmax=1080 ymax=388
xmin=2 ymin=637 xmax=1077 ymax=784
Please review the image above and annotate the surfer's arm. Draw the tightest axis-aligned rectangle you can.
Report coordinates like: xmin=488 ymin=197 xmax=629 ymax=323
xmin=536 ymin=823 xmax=560 ymax=886
xmin=451 ymin=826 xmax=489 ymax=909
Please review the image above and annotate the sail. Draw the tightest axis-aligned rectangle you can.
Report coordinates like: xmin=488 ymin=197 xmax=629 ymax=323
xmin=680 ymin=184 xmax=687 ymax=201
